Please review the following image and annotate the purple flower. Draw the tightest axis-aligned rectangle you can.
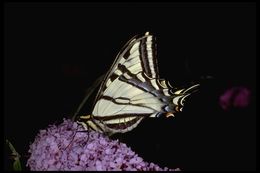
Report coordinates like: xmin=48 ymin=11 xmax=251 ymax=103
xmin=219 ymin=86 xmax=251 ymax=110
xmin=27 ymin=119 xmax=180 ymax=171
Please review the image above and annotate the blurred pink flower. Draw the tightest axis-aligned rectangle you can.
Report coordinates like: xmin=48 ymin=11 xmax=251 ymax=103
xmin=27 ymin=119 xmax=180 ymax=171
xmin=219 ymin=86 xmax=251 ymax=110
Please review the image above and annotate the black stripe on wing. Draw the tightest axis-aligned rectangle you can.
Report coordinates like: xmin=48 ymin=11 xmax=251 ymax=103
xmin=104 ymin=116 xmax=144 ymax=130
xmin=117 ymin=64 xmax=172 ymax=102
xmin=139 ymin=34 xmax=159 ymax=79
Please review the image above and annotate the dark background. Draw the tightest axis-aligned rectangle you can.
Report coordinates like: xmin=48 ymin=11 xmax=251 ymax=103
xmin=4 ymin=2 xmax=256 ymax=171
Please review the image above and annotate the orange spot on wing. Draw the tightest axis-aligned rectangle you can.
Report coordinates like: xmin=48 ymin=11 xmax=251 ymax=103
xmin=166 ymin=112 xmax=175 ymax=118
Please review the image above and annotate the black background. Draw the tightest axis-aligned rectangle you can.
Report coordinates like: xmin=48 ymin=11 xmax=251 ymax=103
xmin=4 ymin=2 xmax=256 ymax=171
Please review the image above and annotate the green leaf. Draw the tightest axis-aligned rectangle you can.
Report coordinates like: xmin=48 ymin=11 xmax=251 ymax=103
xmin=13 ymin=159 xmax=22 ymax=171
xmin=6 ymin=139 xmax=22 ymax=171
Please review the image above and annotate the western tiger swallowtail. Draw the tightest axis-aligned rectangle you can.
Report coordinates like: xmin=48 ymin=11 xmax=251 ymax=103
xmin=78 ymin=32 xmax=199 ymax=136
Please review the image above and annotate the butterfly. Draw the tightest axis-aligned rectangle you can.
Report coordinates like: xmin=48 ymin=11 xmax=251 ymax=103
xmin=77 ymin=32 xmax=199 ymax=136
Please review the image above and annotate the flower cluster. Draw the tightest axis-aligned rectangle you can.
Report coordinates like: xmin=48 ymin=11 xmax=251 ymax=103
xmin=219 ymin=86 xmax=251 ymax=110
xmin=27 ymin=119 xmax=179 ymax=171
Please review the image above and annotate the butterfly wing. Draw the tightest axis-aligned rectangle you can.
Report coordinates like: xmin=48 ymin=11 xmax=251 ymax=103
xmin=94 ymin=32 xmax=159 ymax=103
xmin=89 ymin=33 xmax=166 ymax=134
